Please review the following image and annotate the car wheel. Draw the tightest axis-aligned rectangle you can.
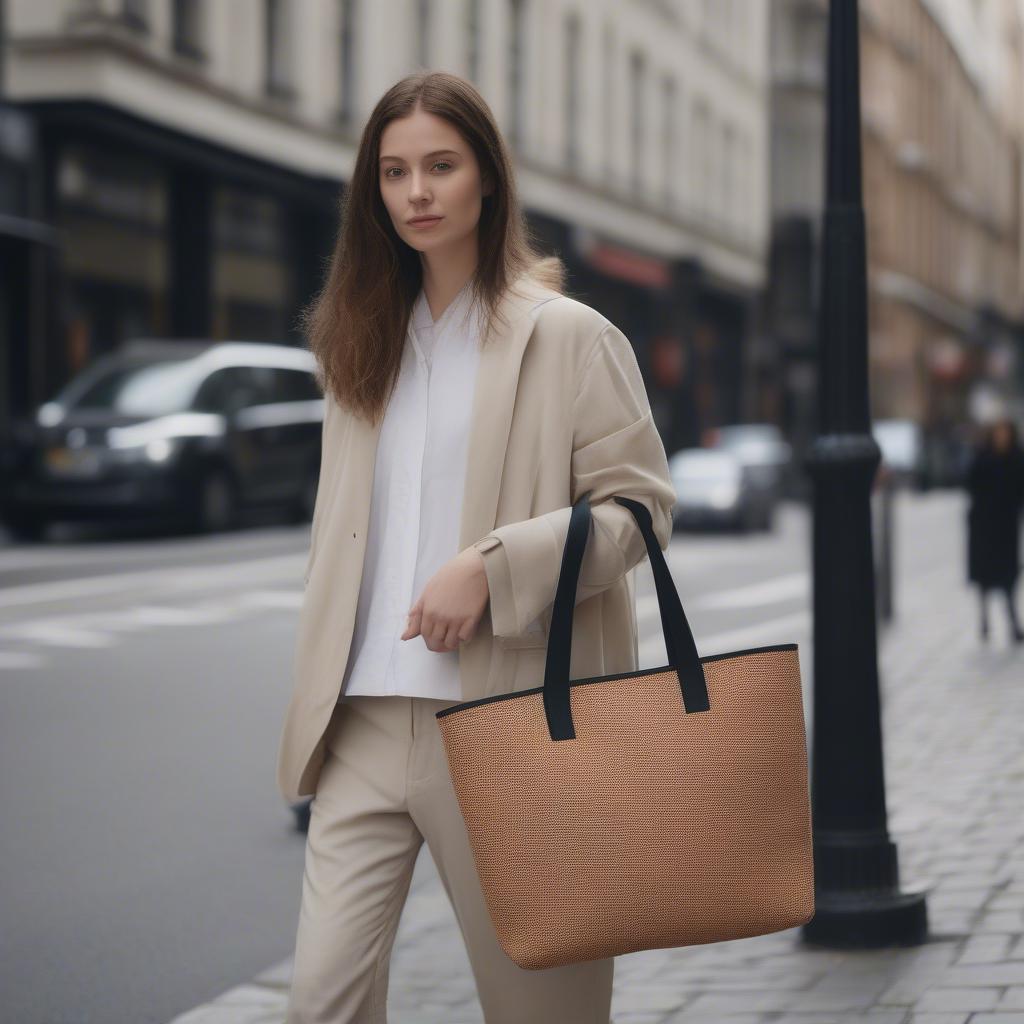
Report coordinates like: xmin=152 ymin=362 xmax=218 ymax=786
xmin=2 ymin=512 xmax=49 ymax=542
xmin=193 ymin=468 xmax=238 ymax=534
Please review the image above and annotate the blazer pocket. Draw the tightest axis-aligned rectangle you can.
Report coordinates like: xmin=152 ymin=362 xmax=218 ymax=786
xmin=494 ymin=611 xmax=549 ymax=649
xmin=510 ymin=646 xmax=548 ymax=691
xmin=496 ymin=632 xmax=547 ymax=650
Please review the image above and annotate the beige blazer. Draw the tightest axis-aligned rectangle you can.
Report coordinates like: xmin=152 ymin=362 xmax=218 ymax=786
xmin=276 ymin=270 xmax=678 ymax=803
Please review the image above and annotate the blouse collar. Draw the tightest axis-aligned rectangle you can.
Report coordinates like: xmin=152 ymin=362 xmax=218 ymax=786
xmin=411 ymin=276 xmax=479 ymax=335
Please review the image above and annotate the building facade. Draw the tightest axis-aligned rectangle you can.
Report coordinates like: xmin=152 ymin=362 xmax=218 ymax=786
xmin=862 ymin=0 xmax=1023 ymax=452
xmin=0 ymin=0 xmax=771 ymax=457
xmin=769 ymin=0 xmax=1024 ymax=482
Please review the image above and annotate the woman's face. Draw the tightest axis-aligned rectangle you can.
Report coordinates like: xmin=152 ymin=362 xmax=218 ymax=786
xmin=378 ymin=106 xmax=490 ymax=258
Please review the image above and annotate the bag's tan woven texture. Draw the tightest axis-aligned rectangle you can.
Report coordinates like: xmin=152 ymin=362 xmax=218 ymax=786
xmin=437 ymin=493 xmax=814 ymax=969
xmin=437 ymin=648 xmax=814 ymax=969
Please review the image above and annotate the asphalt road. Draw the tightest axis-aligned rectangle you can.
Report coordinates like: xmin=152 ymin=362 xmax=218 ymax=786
xmin=0 ymin=495 xmax=929 ymax=1024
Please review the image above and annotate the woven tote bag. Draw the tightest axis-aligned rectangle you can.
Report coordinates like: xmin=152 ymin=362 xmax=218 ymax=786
xmin=435 ymin=491 xmax=815 ymax=970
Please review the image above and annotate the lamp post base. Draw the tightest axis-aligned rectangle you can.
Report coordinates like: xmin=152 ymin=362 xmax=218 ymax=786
xmin=802 ymin=886 xmax=929 ymax=947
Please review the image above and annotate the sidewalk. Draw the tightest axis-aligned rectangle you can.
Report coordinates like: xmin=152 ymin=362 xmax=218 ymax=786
xmin=172 ymin=492 xmax=1024 ymax=1024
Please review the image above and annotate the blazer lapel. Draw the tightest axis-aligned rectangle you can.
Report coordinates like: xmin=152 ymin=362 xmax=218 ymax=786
xmin=457 ymin=275 xmax=553 ymax=551
xmin=341 ymin=273 xmax=553 ymax=570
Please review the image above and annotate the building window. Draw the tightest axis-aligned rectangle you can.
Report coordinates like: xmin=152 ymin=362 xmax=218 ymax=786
xmin=693 ymin=98 xmax=710 ymax=214
xmin=737 ymin=132 xmax=749 ymax=239
xmin=172 ymin=0 xmax=204 ymax=60
xmin=508 ymin=0 xmax=526 ymax=150
xmin=55 ymin=144 xmax=169 ymax=363
xmin=265 ymin=0 xmax=295 ymax=101
xmin=466 ymin=0 xmax=482 ymax=83
xmin=339 ymin=0 xmax=357 ymax=124
xmin=629 ymin=49 xmax=645 ymax=198
xmin=603 ymin=22 xmax=614 ymax=186
xmin=416 ymin=0 xmax=432 ymax=68
xmin=564 ymin=12 xmax=581 ymax=173
xmin=722 ymin=120 xmax=735 ymax=231
xmin=122 ymin=0 xmax=149 ymax=32
xmin=662 ymin=74 xmax=676 ymax=209
xmin=211 ymin=186 xmax=292 ymax=342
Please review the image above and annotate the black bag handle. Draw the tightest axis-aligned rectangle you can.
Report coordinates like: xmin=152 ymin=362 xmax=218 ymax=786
xmin=542 ymin=492 xmax=711 ymax=741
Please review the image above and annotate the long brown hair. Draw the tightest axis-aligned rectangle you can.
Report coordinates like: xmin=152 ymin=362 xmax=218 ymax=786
xmin=300 ymin=71 xmax=566 ymax=425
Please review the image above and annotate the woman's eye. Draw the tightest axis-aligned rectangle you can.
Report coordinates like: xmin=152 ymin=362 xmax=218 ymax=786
xmin=383 ymin=161 xmax=453 ymax=179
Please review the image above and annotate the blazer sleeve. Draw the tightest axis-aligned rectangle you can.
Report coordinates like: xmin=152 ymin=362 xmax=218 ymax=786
xmin=470 ymin=321 xmax=678 ymax=638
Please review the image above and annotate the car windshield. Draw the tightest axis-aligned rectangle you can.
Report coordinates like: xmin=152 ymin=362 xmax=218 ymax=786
xmin=59 ymin=360 xmax=203 ymax=416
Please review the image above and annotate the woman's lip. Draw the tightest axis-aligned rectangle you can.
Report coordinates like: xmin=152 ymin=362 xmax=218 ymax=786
xmin=409 ymin=216 xmax=443 ymax=227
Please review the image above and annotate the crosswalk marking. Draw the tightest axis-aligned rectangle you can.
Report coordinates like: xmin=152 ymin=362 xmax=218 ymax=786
xmin=7 ymin=620 xmax=119 ymax=648
xmin=688 ymin=571 xmax=809 ymax=610
xmin=0 ymin=649 xmax=45 ymax=668
xmin=0 ymin=588 xmax=304 ymax=668
xmin=0 ymin=554 xmax=304 ymax=610
xmin=2 ymin=561 xmax=814 ymax=673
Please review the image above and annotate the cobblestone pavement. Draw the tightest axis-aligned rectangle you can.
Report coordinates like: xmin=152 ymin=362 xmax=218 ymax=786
xmin=171 ymin=491 xmax=1024 ymax=1023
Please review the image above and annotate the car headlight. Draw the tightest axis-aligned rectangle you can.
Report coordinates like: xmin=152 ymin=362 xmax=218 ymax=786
xmin=144 ymin=437 xmax=177 ymax=463
xmin=106 ymin=436 xmax=183 ymax=464
xmin=105 ymin=413 xmax=224 ymax=461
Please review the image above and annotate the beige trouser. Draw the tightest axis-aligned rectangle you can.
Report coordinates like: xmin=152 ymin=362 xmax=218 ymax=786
xmin=284 ymin=694 xmax=615 ymax=1024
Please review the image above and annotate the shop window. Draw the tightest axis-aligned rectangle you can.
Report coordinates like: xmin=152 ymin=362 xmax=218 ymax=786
xmin=172 ymin=0 xmax=204 ymax=59
xmin=55 ymin=143 xmax=169 ymax=364
xmin=211 ymin=186 xmax=293 ymax=343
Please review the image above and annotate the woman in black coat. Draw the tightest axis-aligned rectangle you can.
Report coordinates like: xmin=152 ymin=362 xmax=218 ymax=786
xmin=966 ymin=416 xmax=1024 ymax=643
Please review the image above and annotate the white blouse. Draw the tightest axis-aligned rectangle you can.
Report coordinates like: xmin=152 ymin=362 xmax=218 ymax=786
xmin=339 ymin=278 xmax=554 ymax=702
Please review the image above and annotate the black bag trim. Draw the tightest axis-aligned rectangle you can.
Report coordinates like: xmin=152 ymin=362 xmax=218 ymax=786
xmin=434 ymin=643 xmax=798 ymax=720
xmin=437 ymin=494 xmax=776 ymax=739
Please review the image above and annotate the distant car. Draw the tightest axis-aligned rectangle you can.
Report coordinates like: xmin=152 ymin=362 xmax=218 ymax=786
xmin=669 ymin=447 xmax=776 ymax=532
xmin=0 ymin=339 xmax=324 ymax=540
xmin=706 ymin=422 xmax=792 ymax=494
xmin=700 ymin=423 xmax=791 ymax=529
xmin=871 ymin=418 xmax=926 ymax=489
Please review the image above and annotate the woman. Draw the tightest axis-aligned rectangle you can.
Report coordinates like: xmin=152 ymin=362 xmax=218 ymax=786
xmin=279 ymin=71 xmax=677 ymax=1024
xmin=966 ymin=416 xmax=1024 ymax=644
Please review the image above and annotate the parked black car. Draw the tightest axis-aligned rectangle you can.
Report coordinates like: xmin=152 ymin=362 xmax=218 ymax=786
xmin=0 ymin=340 xmax=324 ymax=540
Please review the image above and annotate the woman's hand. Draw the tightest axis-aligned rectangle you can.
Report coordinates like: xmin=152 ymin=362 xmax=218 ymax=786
xmin=401 ymin=547 xmax=490 ymax=651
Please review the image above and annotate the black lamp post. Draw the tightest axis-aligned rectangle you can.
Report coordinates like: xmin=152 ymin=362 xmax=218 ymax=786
xmin=801 ymin=0 xmax=928 ymax=947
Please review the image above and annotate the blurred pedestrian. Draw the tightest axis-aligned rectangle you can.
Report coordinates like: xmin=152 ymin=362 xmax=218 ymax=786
xmin=965 ymin=416 xmax=1024 ymax=644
